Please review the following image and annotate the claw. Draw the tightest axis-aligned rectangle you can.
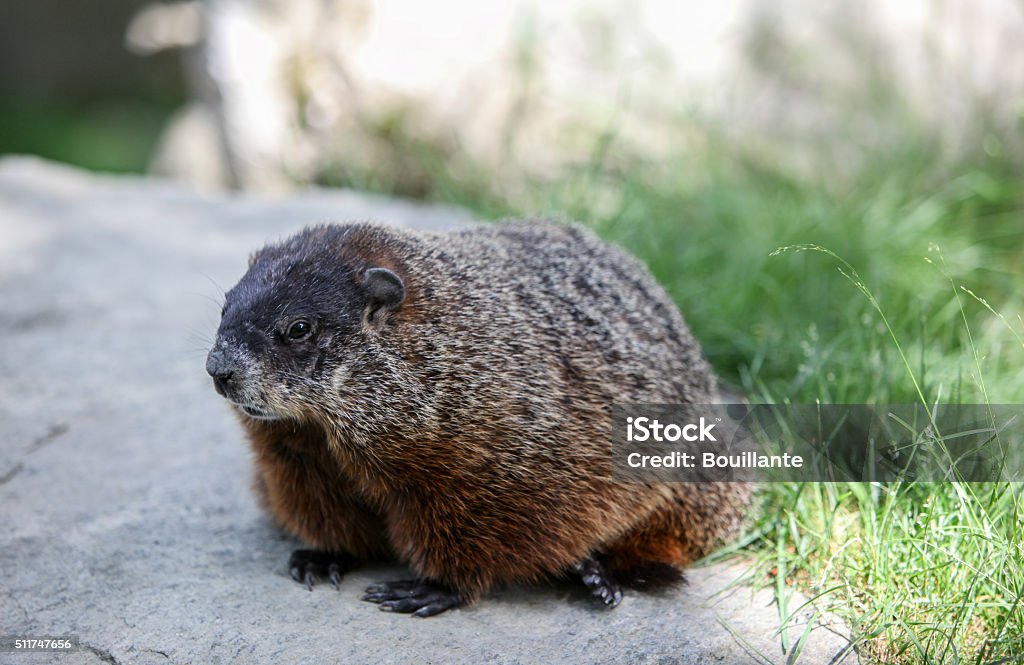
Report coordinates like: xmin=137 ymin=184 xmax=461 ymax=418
xmin=286 ymin=549 xmax=356 ymax=591
xmin=362 ymin=579 xmax=463 ymax=617
xmin=328 ymin=564 xmax=342 ymax=589
xmin=573 ymin=555 xmax=623 ymax=609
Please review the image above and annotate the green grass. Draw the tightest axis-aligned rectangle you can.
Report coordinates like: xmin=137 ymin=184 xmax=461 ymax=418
xmin=357 ymin=132 xmax=1024 ymax=662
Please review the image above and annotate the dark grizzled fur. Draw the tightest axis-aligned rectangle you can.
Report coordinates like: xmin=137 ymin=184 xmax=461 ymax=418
xmin=207 ymin=220 xmax=750 ymax=612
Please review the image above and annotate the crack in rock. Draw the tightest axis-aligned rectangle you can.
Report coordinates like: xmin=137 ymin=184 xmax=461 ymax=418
xmin=0 ymin=462 xmax=24 ymax=485
xmin=80 ymin=643 xmax=119 ymax=664
xmin=29 ymin=423 xmax=69 ymax=452
xmin=142 ymin=648 xmax=172 ymax=661
xmin=0 ymin=424 xmax=70 ymax=486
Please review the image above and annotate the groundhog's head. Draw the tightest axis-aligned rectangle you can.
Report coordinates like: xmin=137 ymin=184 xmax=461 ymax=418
xmin=205 ymin=225 xmax=406 ymax=422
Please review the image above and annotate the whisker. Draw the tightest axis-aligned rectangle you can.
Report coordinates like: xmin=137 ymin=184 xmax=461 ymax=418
xmin=199 ymin=272 xmax=227 ymax=298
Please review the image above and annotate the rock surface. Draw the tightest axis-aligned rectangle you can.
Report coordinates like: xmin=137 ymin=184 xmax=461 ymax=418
xmin=0 ymin=158 xmax=854 ymax=664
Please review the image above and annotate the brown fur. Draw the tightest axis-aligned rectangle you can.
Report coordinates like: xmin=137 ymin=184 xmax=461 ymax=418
xmin=210 ymin=220 xmax=751 ymax=605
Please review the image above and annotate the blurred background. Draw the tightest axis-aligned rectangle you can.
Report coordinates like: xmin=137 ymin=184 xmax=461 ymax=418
xmin=4 ymin=1 xmax=1024 ymax=661
xmin=4 ymin=0 xmax=1023 ymax=195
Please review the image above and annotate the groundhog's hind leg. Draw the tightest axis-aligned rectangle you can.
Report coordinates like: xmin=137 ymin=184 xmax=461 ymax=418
xmin=604 ymin=511 xmax=691 ymax=591
xmin=288 ymin=549 xmax=357 ymax=590
xmin=609 ymin=483 xmax=749 ymax=590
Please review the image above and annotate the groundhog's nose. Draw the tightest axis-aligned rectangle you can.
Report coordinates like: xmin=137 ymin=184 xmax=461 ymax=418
xmin=206 ymin=350 xmax=236 ymax=397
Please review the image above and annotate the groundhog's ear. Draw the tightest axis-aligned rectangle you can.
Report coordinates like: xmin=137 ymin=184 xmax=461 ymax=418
xmin=362 ymin=267 xmax=405 ymax=321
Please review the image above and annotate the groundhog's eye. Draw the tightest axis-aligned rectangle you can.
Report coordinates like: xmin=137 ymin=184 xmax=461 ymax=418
xmin=286 ymin=319 xmax=312 ymax=340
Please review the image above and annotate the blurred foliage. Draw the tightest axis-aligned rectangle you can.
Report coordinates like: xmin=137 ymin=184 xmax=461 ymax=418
xmin=0 ymin=98 xmax=174 ymax=173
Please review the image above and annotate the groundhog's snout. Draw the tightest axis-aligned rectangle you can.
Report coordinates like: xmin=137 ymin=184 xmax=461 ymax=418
xmin=206 ymin=348 xmax=238 ymax=398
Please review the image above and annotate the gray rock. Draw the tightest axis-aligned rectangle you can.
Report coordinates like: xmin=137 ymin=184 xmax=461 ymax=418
xmin=0 ymin=157 xmax=855 ymax=665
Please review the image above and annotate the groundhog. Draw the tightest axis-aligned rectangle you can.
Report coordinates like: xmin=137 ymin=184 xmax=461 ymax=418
xmin=206 ymin=220 xmax=750 ymax=617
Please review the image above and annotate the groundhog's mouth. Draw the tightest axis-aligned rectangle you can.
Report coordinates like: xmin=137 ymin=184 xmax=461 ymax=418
xmin=233 ymin=403 xmax=280 ymax=421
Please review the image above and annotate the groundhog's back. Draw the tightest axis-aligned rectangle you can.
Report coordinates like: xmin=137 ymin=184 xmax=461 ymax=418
xmin=409 ymin=220 xmax=715 ymax=406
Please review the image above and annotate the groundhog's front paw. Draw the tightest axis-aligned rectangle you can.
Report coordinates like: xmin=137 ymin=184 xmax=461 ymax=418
xmin=573 ymin=555 xmax=623 ymax=608
xmin=288 ymin=549 xmax=355 ymax=591
xmin=361 ymin=579 xmax=464 ymax=617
